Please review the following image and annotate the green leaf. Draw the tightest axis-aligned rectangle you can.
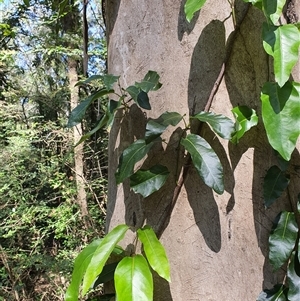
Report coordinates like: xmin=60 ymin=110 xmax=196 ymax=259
xmin=136 ymin=71 xmax=162 ymax=93
xmin=67 ymin=89 xmax=112 ymax=127
xmin=181 ymin=134 xmax=224 ymax=194
xmin=82 ymin=224 xmax=129 ymax=296
xmin=130 ymin=165 xmax=170 ymax=198
xmin=126 ymin=85 xmax=140 ymax=102
xmin=115 ymin=255 xmax=153 ymax=301
xmin=115 ymin=140 xmax=154 ymax=184
xmin=137 ymin=91 xmax=151 ymax=110
xmin=75 ymin=75 xmax=103 ymax=87
xmin=261 ymin=81 xmax=300 ymax=161
xmin=231 ymin=106 xmax=258 ymax=144
xmin=103 ymin=74 xmax=120 ymax=90
xmin=257 ymin=285 xmax=288 ymax=301
xmin=287 ymin=252 xmax=300 ymax=301
xmin=269 ymin=211 xmax=298 ymax=271
xmin=184 ymin=0 xmax=207 ymax=22
xmin=137 ymin=225 xmax=171 ymax=282
xmin=93 ymin=262 xmax=119 ymax=287
xmin=263 ymin=23 xmax=300 ymax=87
xmin=192 ymin=111 xmax=235 ymax=140
xmin=262 ymin=0 xmax=285 ymax=24
xmin=145 ymin=112 xmax=183 ymax=143
xmin=263 ymin=165 xmax=290 ymax=208
xmin=65 ymin=239 xmax=102 ymax=301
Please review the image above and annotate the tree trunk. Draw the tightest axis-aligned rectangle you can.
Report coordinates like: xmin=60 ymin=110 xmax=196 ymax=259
xmin=68 ymin=58 xmax=89 ymax=220
xmin=106 ymin=0 xmax=299 ymax=300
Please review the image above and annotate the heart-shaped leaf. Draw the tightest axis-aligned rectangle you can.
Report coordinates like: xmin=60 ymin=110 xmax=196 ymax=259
xmin=269 ymin=211 xmax=298 ymax=271
xmin=192 ymin=111 xmax=235 ymax=140
xmin=184 ymin=0 xmax=207 ymax=22
xmin=231 ymin=106 xmax=258 ymax=144
xmin=261 ymin=81 xmax=300 ymax=161
xmin=115 ymin=255 xmax=153 ymax=301
xmin=82 ymin=224 xmax=129 ymax=296
xmin=130 ymin=165 xmax=169 ymax=198
xmin=181 ymin=134 xmax=224 ymax=194
xmin=263 ymin=165 xmax=290 ymax=208
xmin=137 ymin=225 xmax=171 ymax=282
xmin=262 ymin=0 xmax=286 ymax=24
xmin=263 ymin=23 xmax=300 ymax=87
xmin=115 ymin=140 xmax=154 ymax=184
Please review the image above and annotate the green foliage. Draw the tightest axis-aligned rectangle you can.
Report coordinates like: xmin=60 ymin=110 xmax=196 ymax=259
xmin=184 ymin=0 xmax=207 ymax=22
xmin=66 ymin=224 xmax=170 ymax=301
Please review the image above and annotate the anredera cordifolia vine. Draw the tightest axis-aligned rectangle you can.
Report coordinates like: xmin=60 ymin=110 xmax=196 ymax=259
xmin=188 ymin=0 xmax=300 ymax=300
xmin=65 ymin=0 xmax=300 ymax=300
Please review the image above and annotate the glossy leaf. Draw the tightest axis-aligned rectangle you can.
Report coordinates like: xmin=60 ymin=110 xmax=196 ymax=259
xmin=192 ymin=111 xmax=235 ymax=140
xmin=261 ymin=81 xmax=300 ymax=161
xmin=262 ymin=23 xmax=300 ymax=87
xmin=115 ymin=255 xmax=153 ymax=301
xmin=82 ymin=224 xmax=129 ymax=296
xmin=126 ymin=85 xmax=140 ymax=102
xmin=181 ymin=134 xmax=224 ymax=194
xmin=137 ymin=90 xmax=151 ymax=110
xmin=263 ymin=165 xmax=289 ymax=208
xmin=137 ymin=225 xmax=171 ymax=282
xmin=67 ymin=89 xmax=112 ymax=127
xmin=231 ymin=106 xmax=258 ymax=144
xmin=136 ymin=70 xmax=162 ymax=93
xmin=262 ymin=0 xmax=285 ymax=24
xmin=269 ymin=211 xmax=298 ymax=271
xmin=65 ymin=239 xmax=102 ymax=301
xmin=257 ymin=285 xmax=288 ymax=301
xmin=184 ymin=0 xmax=207 ymax=22
xmin=115 ymin=140 xmax=154 ymax=184
xmin=287 ymin=252 xmax=300 ymax=301
xmin=145 ymin=112 xmax=183 ymax=143
xmin=130 ymin=165 xmax=170 ymax=198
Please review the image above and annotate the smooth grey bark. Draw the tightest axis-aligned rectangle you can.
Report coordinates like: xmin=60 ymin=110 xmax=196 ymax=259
xmin=106 ymin=0 xmax=299 ymax=300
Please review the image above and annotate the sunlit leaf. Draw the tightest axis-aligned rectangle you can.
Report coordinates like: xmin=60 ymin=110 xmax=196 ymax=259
xmin=263 ymin=165 xmax=289 ymax=208
xmin=115 ymin=255 xmax=153 ymax=301
xmin=130 ymin=165 xmax=169 ymax=198
xmin=137 ymin=225 xmax=171 ymax=282
xmin=231 ymin=106 xmax=258 ymax=144
xmin=262 ymin=0 xmax=285 ymax=24
xmin=156 ymin=111 xmax=183 ymax=127
xmin=181 ymin=134 xmax=224 ymax=194
xmin=82 ymin=224 xmax=129 ymax=296
xmin=257 ymin=285 xmax=288 ymax=301
xmin=115 ymin=140 xmax=154 ymax=184
xmin=67 ymin=89 xmax=112 ymax=127
xmin=261 ymin=81 xmax=300 ymax=161
xmin=65 ymin=239 xmax=102 ymax=301
xmin=263 ymin=23 xmax=300 ymax=87
xmin=269 ymin=211 xmax=298 ymax=271
xmin=287 ymin=251 xmax=300 ymax=301
xmin=184 ymin=0 xmax=207 ymax=22
xmin=192 ymin=111 xmax=235 ymax=140
xmin=126 ymin=85 xmax=140 ymax=101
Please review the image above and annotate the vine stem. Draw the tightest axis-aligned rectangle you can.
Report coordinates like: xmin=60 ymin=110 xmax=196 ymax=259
xmin=156 ymin=4 xmax=251 ymax=239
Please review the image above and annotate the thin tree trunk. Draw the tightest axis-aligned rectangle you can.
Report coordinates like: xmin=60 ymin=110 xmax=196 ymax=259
xmin=68 ymin=57 xmax=89 ymax=220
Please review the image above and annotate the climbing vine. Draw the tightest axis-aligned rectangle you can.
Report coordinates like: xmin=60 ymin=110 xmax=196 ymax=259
xmin=65 ymin=0 xmax=300 ymax=300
